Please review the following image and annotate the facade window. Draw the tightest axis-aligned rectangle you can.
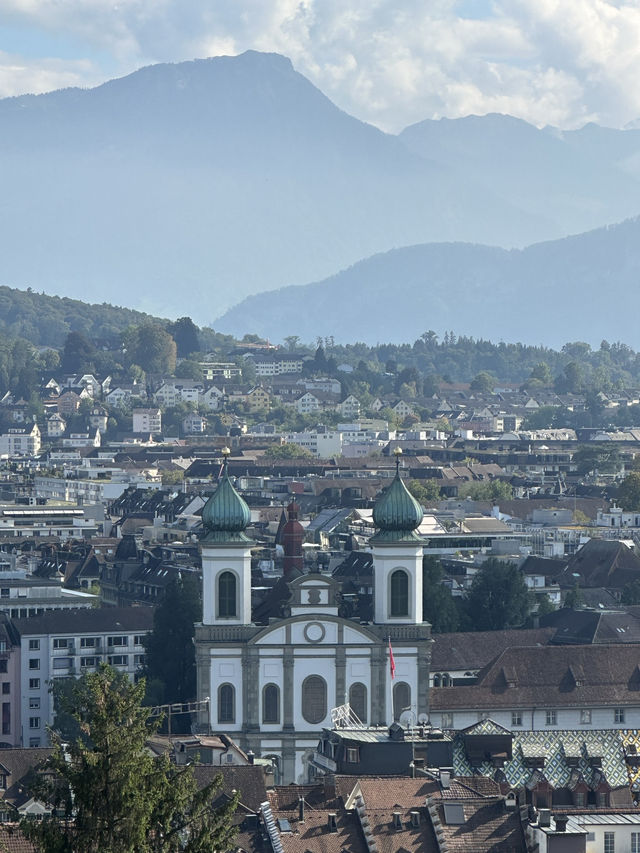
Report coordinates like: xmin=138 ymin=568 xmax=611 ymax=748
xmin=29 ymin=698 xmax=40 ymax=710
xmin=346 ymin=747 xmax=360 ymax=764
xmin=262 ymin=684 xmax=280 ymax=724
xmin=615 ymin=708 xmax=625 ymax=724
xmin=53 ymin=657 xmax=72 ymax=670
xmin=80 ymin=637 xmax=97 ymax=648
xmin=0 ymin=661 xmax=6 ymax=675
xmin=29 ymin=717 xmax=40 ymax=729
xmin=81 ymin=657 xmax=97 ymax=668
xmin=301 ymin=676 xmax=327 ymax=725
xmin=134 ymin=635 xmax=145 ymax=646
xmin=29 ymin=659 xmax=40 ymax=671
xmin=29 ymin=678 xmax=39 ymax=690
xmin=108 ymin=636 xmax=126 ymax=647
xmin=1 ymin=703 xmax=9 ymax=736
xmin=107 ymin=655 xmax=128 ymax=666
xmin=29 ymin=738 xmax=40 ymax=748
xmin=604 ymin=831 xmax=615 ymax=853
xmin=580 ymin=709 xmax=592 ymax=724
xmin=441 ymin=712 xmax=453 ymax=728
xmin=218 ymin=684 xmax=235 ymax=724
xmin=28 ymin=640 xmax=40 ymax=651
xmin=349 ymin=682 xmax=367 ymax=724
xmin=631 ymin=831 xmax=640 ymax=853
xmin=53 ymin=638 xmax=70 ymax=650
xmin=218 ymin=572 xmax=237 ymax=618
xmin=574 ymin=791 xmax=586 ymax=807
xmin=545 ymin=710 xmax=557 ymax=726
xmin=134 ymin=654 xmax=145 ymax=667
xmin=0 ymin=589 xmax=8 ymax=599
xmin=597 ymin=791 xmax=609 ymax=808
xmin=511 ymin=711 xmax=523 ymax=727
xmin=390 ymin=570 xmax=409 ymax=617
xmin=393 ymin=682 xmax=411 ymax=722
xmin=1 ymin=684 xmax=9 ymax=696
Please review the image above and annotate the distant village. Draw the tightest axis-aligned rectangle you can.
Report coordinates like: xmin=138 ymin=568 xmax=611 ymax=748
xmin=4 ymin=333 xmax=640 ymax=852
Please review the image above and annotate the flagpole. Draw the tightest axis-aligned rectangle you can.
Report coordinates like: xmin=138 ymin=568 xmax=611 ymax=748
xmin=388 ymin=636 xmax=395 ymax=725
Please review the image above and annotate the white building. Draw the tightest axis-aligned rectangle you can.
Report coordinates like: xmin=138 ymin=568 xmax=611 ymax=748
xmin=132 ymin=408 xmax=162 ymax=434
xmin=0 ymin=425 xmax=41 ymax=457
xmin=13 ymin=607 xmax=154 ymax=746
xmin=195 ymin=451 xmax=431 ymax=784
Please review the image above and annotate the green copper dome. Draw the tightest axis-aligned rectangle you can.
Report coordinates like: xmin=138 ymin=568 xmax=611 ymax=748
xmin=371 ymin=459 xmax=424 ymax=544
xmin=201 ymin=454 xmax=252 ymax=545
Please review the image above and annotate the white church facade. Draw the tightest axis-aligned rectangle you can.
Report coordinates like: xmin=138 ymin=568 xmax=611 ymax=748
xmin=195 ymin=449 xmax=432 ymax=783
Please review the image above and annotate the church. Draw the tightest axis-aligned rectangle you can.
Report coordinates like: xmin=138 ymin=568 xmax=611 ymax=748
xmin=195 ymin=449 xmax=432 ymax=784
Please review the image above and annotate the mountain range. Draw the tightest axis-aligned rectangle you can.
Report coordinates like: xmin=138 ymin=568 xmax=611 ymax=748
xmin=2 ymin=50 xmax=640 ymax=333
xmin=216 ymin=216 xmax=640 ymax=348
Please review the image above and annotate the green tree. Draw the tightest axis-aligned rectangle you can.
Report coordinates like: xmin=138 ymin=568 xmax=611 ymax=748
xmin=144 ymin=575 xmax=200 ymax=705
xmin=124 ymin=324 xmax=177 ymax=374
xmin=457 ymin=480 xmax=513 ymax=501
xmin=622 ymin=579 xmax=640 ymax=605
xmin=470 ymin=371 xmax=495 ymax=393
xmin=407 ymin=479 xmax=441 ymax=504
xmin=461 ymin=559 xmax=532 ymax=631
xmin=22 ymin=665 xmax=238 ymax=853
xmin=264 ymin=443 xmax=314 ymax=459
xmin=573 ymin=444 xmax=621 ymax=476
xmin=617 ymin=472 xmax=640 ymax=511
xmin=536 ymin=593 xmax=556 ymax=616
xmin=61 ymin=331 xmax=96 ymax=374
xmin=422 ymin=557 xmax=459 ymax=633
xmin=564 ymin=581 xmax=583 ymax=610
xmin=167 ymin=317 xmax=200 ymax=358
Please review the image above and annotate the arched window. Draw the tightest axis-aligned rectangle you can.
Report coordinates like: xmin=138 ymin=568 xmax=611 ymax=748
xmin=442 ymin=673 xmax=451 ymax=687
xmin=262 ymin=684 xmax=280 ymax=724
xmin=349 ymin=682 xmax=367 ymax=724
xmin=218 ymin=571 xmax=237 ymax=618
xmin=302 ymin=675 xmax=327 ymax=724
xmin=433 ymin=673 xmax=441 ymax=687
xmin=393 ymin=682 xmax=411 ymax=722
xmin=218 ymin=683 xmax=235 ymax=723
xmin=390 ymin=569 xmax=409 ymax=617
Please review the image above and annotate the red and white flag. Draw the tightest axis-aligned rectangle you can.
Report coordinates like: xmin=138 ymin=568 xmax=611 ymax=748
xmin=388 ymin=638 xmax=396 ymax=680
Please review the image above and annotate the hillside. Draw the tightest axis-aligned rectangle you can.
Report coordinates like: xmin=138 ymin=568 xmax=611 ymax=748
xmin=3 ymin=52 xmax=640 ymax=325
xmin=215 ymin=216 xmax=640 ymax=348
xmin=0 ymin=286 xmax=158 ymax=348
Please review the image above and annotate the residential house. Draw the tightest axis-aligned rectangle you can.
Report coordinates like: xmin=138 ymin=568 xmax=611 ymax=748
xmin=0 ymin=426 xmax=41 ymax=457
xmin=46 ymin=414 xmax=66 ymax=438
xmin=132 ymin=408 xmax=162 ymax=434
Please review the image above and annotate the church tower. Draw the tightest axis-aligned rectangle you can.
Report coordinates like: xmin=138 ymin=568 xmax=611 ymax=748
xmin=200 ymin=448 xmax=254 ymax=626
xmin=371 ymin=448 xmax=424 ymax=625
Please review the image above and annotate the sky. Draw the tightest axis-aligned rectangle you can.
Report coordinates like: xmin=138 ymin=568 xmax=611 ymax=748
xmin=0 ymin=0 xmax=640 ymax=133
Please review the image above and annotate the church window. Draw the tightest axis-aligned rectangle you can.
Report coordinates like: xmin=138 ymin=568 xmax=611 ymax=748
xmin=349 ymin=682 xmax=367 ymax=723
xmin=393 ymin=682 xmax=411 ymax=721
xmin=218 ymin=572 xmax=237 ymax=618
xmin=262 ymin=684 xmax=280 ymax=724
xmin=218 ymin=683 xmax=235 ymax=723
xmin=302 ymin=676 xmax=327 ymax=724
xmin=390 ymin=570 xmax=409 ymax=617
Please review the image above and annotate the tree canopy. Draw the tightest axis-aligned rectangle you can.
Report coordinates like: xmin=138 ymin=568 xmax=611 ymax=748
xmin=461 ymin=559 xmax=532 ymax=631
xmin=22 ymin=665 xmax=238 ymax=853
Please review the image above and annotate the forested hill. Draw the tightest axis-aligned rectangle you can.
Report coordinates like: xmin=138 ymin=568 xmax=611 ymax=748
xmin=0 ymin=286 xmax=159 ymax=347
xmin=215 ymin=215 xmax=640 ymax=347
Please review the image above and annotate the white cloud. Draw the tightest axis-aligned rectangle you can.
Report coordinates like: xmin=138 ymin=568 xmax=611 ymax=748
xmin=0 ymin=0 xmax=640 ymax=130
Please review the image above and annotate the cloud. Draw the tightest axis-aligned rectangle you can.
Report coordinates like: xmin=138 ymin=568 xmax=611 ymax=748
xmin=0 ymin=0 xmax=639 ymax=131
xmin=0 ymin=52 xmax=101 ymax=98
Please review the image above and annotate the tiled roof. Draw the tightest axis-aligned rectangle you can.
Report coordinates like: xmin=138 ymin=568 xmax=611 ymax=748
xmin=0 ymin=826 xmax=36 ymax=853
xmin=436 ymin=800 xmax=524 ymax=853
xmin=431 ymin=644 xmax=640 ymax=710
xmin=430 ymin=628 xmax=555 ymax=671
xmin=192 ymin=765 xmax=268 ymax=812
xmin=454 ymin=729 xmax=629 ymax=791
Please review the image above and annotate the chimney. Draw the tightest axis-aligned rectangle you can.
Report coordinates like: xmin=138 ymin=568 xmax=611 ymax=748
xmin=538 ymin=809 xmax=551 ymax=827
xmin=440 ymin=770 xmax=451 ymax=789
xmin=298 ymin=797 xmax=305 ymax=823
xmin=554 ymin=815 xmax=569 ymax=832
xmin=327 ymin=813 xmax=337 ymax=832
xmin=410 ymin=811 xmax=420 ymax=828
xmin=246 ymin=750 xmax=255 ymax=765
xmin=393 ymin=811 xmax=403 ymax=830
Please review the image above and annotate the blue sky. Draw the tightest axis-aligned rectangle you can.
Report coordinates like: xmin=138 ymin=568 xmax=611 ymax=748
xmin=0 ymin=0 xmax=638 ymax=132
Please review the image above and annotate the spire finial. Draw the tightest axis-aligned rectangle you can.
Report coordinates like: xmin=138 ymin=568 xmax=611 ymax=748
xmin=393 ymin=446 xmax=402 ymax=473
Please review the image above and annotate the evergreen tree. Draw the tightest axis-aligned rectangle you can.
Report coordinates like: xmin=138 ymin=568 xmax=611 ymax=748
xmin=21 ymin=665 xmax=238 ymax=853
xmin=422 ymin=557 xmax=459 ymax=633
xmin=144 ymin=575 xmax=201 ymax=705
xmin=461 ymin=559 xmax=532 ymax=631
xmin=167 ymin=317 xmax=201 ymax=358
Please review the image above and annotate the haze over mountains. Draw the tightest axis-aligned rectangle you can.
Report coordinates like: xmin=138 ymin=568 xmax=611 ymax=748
xmin=217 ymin=216 xmax=640 ymax=348
xmin=1 ymin=50 xmax=640 ymax=339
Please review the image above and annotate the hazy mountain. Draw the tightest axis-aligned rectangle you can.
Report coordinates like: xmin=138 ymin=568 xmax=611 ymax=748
xmin=399 ymin=114 xmax=640 ymax=236
xmin=215 ymin=216 xmax=640 ymax=348
xmin=2 ymin=52 xmax=638 ymax=326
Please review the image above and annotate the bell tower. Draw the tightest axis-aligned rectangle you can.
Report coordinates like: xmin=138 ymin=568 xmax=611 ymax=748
xmin=200 ymin=447 xmax=254 ymax=625
xmin=371 ymin=448 xmax=424 ymax=624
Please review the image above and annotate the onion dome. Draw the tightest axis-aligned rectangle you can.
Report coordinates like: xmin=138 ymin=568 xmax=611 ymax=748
xmin=200 ymin=448 xmax=253 ymax=545
xmin=371 ymin=448 xmax=423 ymax=543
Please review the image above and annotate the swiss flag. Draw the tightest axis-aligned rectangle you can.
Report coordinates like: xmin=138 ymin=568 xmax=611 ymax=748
xmin=388 ymin=638 xmax=396 ymax=680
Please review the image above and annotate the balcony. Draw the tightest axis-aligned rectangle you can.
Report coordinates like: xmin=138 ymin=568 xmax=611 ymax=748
xmin=310 ymin=752 xmax=337 ymax=772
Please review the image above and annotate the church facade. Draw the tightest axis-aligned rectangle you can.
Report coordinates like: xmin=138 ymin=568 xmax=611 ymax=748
xmin=195 ymin=451 xmax=432 ymax=783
